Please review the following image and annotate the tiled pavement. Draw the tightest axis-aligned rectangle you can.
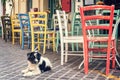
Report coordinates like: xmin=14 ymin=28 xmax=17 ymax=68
xmin=0 ymin=38 xmax=120 ymax=80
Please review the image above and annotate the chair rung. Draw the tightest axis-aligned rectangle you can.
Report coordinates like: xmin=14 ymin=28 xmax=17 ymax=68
xmin=63 ymin=53 xmax=83 ymax=56
xmin=64 ymin=51 xmax=83 ymax=53
xmin=89 ymin=54 xmax=113 ymax=59
xmin=89 ymin=56 xmax=114 ymax=60
xmin=14 ymin=37 xmax=20 ymax=38
xmin=88 ymin=48 xmax=107 ymax=52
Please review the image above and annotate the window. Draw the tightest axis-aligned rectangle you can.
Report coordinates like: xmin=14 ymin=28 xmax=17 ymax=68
xmin=84 ymin=0 xmax=95 ymax=6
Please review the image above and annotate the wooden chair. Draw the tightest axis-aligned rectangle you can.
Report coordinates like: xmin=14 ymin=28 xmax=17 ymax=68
xmin=52 ymin=14 xmax=60 ymax=52
xmin=92 ymin=9 xmax=120 ymax=49
xmin=1 ymin=16 xmax=12 ymax=42
xmin=56 ymin=10 xmax=84 ymax=65
xmin=71 ymin=12 xmax=82 ymax=51
xmin=52 ymin=14 xmax=69 ymax=52
xmin=96 ymin=9 xmax=120 ymax=35
xmin=11 ymin=14 xmax=21 ymax=45
xmin=18 ymin=14 xmax=31 ymax=49
xmin=80 ymin=5 xmax=115 ymax=75
xmin=29 ymin=12 xmax=55 ymax=54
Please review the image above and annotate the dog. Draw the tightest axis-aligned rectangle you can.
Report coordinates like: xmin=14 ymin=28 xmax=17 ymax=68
xmin=21 ymin=51 xmax=52 ymax=76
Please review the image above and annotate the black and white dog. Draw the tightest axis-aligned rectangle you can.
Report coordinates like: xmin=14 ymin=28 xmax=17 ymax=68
xmin=21 ymin=51 xmax=52 ymax=76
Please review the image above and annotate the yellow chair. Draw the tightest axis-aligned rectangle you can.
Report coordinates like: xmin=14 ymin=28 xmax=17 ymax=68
xmin=11 ymin=14 xmax=21 ymax=45
xmin=29 ymin=12 xmax=55 ymax=54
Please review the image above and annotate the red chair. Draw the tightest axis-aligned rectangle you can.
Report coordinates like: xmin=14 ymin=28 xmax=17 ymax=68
xmin=80 ymin=5 xmax=115 ymax=75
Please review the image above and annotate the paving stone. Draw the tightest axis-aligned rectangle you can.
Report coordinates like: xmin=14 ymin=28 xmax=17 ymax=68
xmin=0 ymin=38 xmax=120 ymax=80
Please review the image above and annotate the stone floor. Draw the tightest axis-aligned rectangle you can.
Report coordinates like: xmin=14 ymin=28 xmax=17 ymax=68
xmin=0 ymin=38 xmax=120 ymax=80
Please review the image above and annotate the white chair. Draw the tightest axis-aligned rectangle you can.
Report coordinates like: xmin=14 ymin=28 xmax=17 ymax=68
xmin=56 ymin=10 xmax=84 ymax=65
xmin=52 ymin=14 xmax=60 ymax=52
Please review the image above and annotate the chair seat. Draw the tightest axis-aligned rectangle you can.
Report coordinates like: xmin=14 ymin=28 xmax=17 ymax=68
xmin=88 ymin=37 xmax=110 ymax=42
xmin=63 ymin=36 xmax=83 ymax=43
xmin=34 ymin=31 xmax=55 ymax=34
xmin=24 ymin=30 xmax=31 ymax=33
xmin=13 ymin=29 xmax=21 ymax=32
xmin=88 ymin=36 xmax=115 ymax=42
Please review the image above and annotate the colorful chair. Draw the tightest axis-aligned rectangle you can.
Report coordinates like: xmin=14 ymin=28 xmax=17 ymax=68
xmin=52 ymin=14 xmax=60 ymax=52
xmin=56 ymin=10 xmax=84 ymax=65
xmin=18 ymin=14 xmax=31 ymax=49
xmin=93 ymin=9 xmax=120 ymax=49
xmin=11 ymin=14 xmax=21 ymax=45
xmin=80 ymin=5 xmax=115 ymax=75
xmin=52 ymin=14 xmax=69 ymax=52
xmin=1 ymin=16 xmax=12 ymax=41
xmin=71 ymin=12 xmax=82 ymax=51
xmin=29 ymin=12 xmax=55 ymax=54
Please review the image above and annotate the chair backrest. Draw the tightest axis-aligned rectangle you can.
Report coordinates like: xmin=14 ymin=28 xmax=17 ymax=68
xmin=1 ymin=16 xmax=11 ymax=26
xmin=1 ymin=16 xmax=11 ymax=33
xmin=52 ymin=14 xmax=59 ymax=31
xmin=29 ymin=12 xmax=48 ymax=33
xmin=56 ymin=10 xmax=68 ymax=38
xmin=98 ymin=10 xmax=119 ymax=26
xmin=80 ymin=5 xmax=114 ymax=39
xmin=11 ymin=14 xmax=20 ymax=30
xmin=18 ymin=14 xmax=31 ymax=32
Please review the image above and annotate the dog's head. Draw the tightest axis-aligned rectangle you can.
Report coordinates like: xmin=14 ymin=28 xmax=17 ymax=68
xmin=27 ymin=51 xmax=41 ymax=64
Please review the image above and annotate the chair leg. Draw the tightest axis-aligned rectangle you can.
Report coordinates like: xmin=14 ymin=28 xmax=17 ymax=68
xmin=65 ymin=43 xmax=68 ymax=62
xmin=43 ymin=34 xmax=47 ymax=54
xmin=21 ymin=33 xmax=24 ymax=50
xmin=106 ymin=46 xmax=111 ymax=75
xmin=53 ymin=33 xmax=55 ymax=52
xmin=112 ymin=40 xmax=116 ymax=68
xmin=76 ymin=27 xmax=80 ymax=51
xmin=20 ymin=32 xmax=22 ymax=45
xmin=112 ymin=49 xmax=116 ymax=69
xmin=106 ymin=56 xmax=110 ymax=75
xmin=12 ymin=32 xmax=15 ymax=45
xmin=61 ymin=42 xmax=64 ymax=65
xmin=37 ymin=34 xmax=40 ymax=51
xmin=5 ymin=31 xmax=7 ymax=42
xmin=89 ymin=42 xmax=94 ymax=62
xmin=47 ymin=34 xmax=50 ymax=49
xmin=31 ymin=34 xmax=34 ymax=51
xmin=5 ymin=27 xmax=7 ymax=42
xmin=56 ymin=32 xmax=59 ymax=52
xmin=84 ymin=42 xmax=89 ymax=74
xmin=28 ymin=33 xmax=31 ymax=49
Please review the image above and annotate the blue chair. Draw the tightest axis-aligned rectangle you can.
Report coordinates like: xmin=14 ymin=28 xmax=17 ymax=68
xmin=18 ymin=14 xmax=31 ymax=49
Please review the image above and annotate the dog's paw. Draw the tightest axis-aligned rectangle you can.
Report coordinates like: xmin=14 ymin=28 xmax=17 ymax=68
xmin=23 ymin=71 xmax=40 ymax=76
xmin=21 ymin=69 xmax=28 ymax=74
xmin=23 ymin=72 xmax=33 ymax=76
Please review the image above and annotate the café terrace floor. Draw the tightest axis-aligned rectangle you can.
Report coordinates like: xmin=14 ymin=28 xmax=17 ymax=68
xmin=0 ymin=37 xmax=120 ymax=80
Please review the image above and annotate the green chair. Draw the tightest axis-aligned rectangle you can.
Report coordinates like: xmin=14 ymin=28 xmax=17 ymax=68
xmin=52 ymin=14 xmax=60 ymax=52
xmin=92 ymin=9 xmax=120 ymax=48
xmin=71 ymin=12 xmax=82 ymax=51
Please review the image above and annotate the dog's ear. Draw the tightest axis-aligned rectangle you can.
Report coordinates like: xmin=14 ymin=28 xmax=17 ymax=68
xmin=36 ymin=52 xmax=41 ymax=61
xmin=27 ymin=52 xmax=31 ymax=58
